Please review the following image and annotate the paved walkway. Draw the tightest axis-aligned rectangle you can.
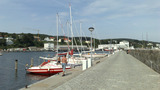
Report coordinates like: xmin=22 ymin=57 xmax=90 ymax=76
xmin=54 ymin=51 xmax=160 ymax=90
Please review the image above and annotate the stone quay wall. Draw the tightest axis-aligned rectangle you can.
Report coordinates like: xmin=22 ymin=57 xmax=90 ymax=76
xmin=129 ymin=50 xmax=160 ymax=74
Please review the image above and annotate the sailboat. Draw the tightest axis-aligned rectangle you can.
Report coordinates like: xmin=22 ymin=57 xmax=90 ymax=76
xmin=81 ymin=53 xmax=107 ymax=58
xmin=81 ymin=50 xmax=107 ymax=58
xmin=80 ymin=32 xmax=107 ymax=58
xmin=65 ymin=4 xmax=88 ymax=65
xmin=26 ymin=14 xmax=71 ymax=75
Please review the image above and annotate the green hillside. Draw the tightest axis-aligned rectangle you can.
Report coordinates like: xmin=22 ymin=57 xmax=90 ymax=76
xmin=0 ymin=32 xmax=159 ymax=49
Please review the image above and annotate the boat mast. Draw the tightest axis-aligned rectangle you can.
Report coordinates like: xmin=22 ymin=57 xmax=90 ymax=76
xmin=80 ymin=22 xmax=82 ymax=53
xmin=69 ymin=4 xmax=73 ymax=50
xmin=56 ymin=13 xmax=59 ymax=55
xmin=67 ymin=20 xmax=69 ymax=46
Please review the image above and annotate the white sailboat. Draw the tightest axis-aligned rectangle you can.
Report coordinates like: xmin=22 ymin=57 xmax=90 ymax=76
xmin=81 ymin=53 xmax=107 ymax=58
xmin=26 ymin=14 xmax=71 ymax=75
xmin=65 ymin=4 xmax=88 ymax=65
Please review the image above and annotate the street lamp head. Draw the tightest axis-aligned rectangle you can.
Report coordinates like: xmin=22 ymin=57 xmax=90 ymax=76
xmin=88 ymin=27 xmax=94 ymax=32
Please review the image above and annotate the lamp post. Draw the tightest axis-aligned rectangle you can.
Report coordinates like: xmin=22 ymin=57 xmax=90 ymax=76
xmin=88 ymin=27 xmax=94 ymax=65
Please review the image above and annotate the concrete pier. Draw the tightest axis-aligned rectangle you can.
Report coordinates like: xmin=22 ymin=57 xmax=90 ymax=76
xmin=21 ymin=51 xmax=160 ymax=90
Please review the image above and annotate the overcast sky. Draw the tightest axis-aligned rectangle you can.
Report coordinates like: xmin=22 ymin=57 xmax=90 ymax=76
xmin=0 ymin=0 xmax=160 ymax=42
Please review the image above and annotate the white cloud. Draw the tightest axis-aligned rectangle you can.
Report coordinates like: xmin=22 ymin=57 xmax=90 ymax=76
xmin=31 ymin=14 xmax=37 ymax=17
xmin=82 ymin=0 xmax=120 ymax=16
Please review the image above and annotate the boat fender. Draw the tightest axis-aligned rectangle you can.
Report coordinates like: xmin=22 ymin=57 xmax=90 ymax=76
xmin=48 ymin=68 xmax=50 ymax=71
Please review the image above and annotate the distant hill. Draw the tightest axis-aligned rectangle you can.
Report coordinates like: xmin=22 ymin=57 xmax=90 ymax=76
xmin=0 ymin=32 xmax=159 ymax=49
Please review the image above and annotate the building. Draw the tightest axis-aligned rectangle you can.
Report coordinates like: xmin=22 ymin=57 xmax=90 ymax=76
xmin=118 ymin=40 xmax=130 ymax=49
xmin=147 ymin=43 xmax=153 ymax=46
xmin=28 ymin=46 xmax=37 ymax=51
xmin=156 ymin=44 xmax=160 ymax=48
xmin=50 ymin=37 xmax=55 ymax=41
xmin=44 ymin=43 xmax=54 ymax=51
xmin=58 ymin=39 xmax=62 ymax=42
xmin=55 ymin=45 xmax=88 ymax=51
xmin=5 ymin=37 xmax=13 ymax=45
xmin=44 ymin=37 xmax=55 ymax=42
xmin=98 ymin=40 xmax=133 ymax=50
xmin=85 ymin=40 xmax=90 ymax=44
xmin=44 ymin=37 xmax=50 ymax=41
xmin=64 ymin=38 xmax=71 ymax=43
xmin=98 ymin=44 xmax=118 ymax=50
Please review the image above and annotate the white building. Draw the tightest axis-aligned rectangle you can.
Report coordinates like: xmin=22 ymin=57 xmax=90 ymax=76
xmin=85 ymin=40 xmax=90 ymax=44
xmin=156 ymin=44 xmax=160 ymax=48
xmin=44 ymin=43 xmax=54 ymax=51
xmin=5 ymin=37 xmax=13 ymax=45
xmin=147 ymin=43 xmax=153 ymax=46
xmin=98 ymin=40 xmax=132 ymax=50
xmin=119 ymin=40 xmax=130 ymax=49
xmin=44 ymin=37 xmax=55 ymax=41
xmin=98 ymin=44 xmax=118 ymax=50
xmin=55 ymin=45 xmax=88 ymax=51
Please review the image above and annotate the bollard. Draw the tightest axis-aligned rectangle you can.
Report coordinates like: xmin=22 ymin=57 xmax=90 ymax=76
xmin=31 ymin=58 xmax=33 ymax=67
xmin=25 ymin=85 xmax=28 ymax=88
xmin=15 ymin=60 xmax=18 ymax=77
xmin=82 ymin=60 xmax=87 ymax=71
xmin=88 ymin=58 xmax=91 ymax=68
xmin=15 ymin=60 xmax=18 ymax=70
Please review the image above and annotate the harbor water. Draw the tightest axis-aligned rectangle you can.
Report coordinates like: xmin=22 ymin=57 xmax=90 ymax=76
xmin=0 ymin=51 xmax=56 ymax=90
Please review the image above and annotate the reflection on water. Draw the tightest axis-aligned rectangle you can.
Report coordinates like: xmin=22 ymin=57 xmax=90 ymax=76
xmin=26 ymin=73 xmax=52 ymax=81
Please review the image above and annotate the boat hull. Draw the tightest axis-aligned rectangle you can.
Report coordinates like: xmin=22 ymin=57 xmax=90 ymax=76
xmin=27 ymin=67 xmax=71 ymax=75
xmin=82 ymin=54 xmax=107 ymax=58
xmin=27 ymin=68 xmax=70 ymax=74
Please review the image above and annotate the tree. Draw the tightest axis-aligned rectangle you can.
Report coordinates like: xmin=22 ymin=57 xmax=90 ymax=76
xmin=0 ymin=39 xmax=6 ymax=47
xmin=21 ymin=33 xmax=34 ymax=47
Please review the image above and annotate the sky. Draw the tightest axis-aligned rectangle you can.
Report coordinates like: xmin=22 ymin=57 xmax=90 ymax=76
xmin=0 ymin=0 xmax=160 ymax=42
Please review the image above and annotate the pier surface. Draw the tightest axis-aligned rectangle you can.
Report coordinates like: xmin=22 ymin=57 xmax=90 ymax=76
xmin=21 ymin=51 xmax=160 ymax=90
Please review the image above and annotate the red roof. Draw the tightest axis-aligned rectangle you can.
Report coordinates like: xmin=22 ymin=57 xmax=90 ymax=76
xmin=50 ymin=37 xmax=55 ymax=39
xmin=64 ymin=38 xmax=68 ymax=40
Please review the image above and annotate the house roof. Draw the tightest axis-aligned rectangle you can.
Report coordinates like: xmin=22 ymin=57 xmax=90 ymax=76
xmin=50 ymin=37 xmax=55 ymax=39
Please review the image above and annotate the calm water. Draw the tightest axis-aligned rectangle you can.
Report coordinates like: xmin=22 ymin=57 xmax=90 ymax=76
xmin=0 ymin=51 xmax=56 ymax=90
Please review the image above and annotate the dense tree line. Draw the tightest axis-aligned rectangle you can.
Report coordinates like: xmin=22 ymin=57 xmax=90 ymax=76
xmin=0 ymin=33 xmax=45 ymax=49
xmin=0 ymin=32 xmax=159 ymax=49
